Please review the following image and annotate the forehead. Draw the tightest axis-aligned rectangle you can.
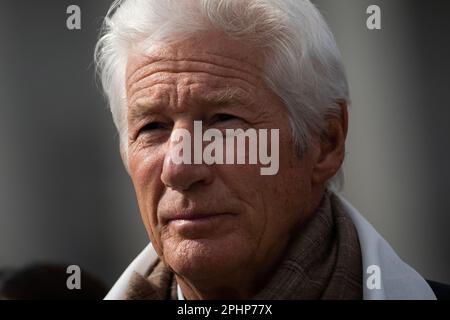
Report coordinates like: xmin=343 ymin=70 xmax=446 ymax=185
xmin=125 ymin=31 xmax=266 ymax=93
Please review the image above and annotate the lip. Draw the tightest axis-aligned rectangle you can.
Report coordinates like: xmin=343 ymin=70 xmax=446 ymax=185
xmin=164 ymin=211 xmax=234 ymax=224
xmin=163 ymin=211 xmax=236 ymax=238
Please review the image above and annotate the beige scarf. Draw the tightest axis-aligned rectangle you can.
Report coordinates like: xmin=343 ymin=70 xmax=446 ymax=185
xmin=125 ymin=190 xmax=362 ymax=300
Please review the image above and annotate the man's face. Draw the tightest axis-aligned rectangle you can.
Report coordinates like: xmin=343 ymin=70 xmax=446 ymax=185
xmin=125 ymin=32 xmax=319 ymax=286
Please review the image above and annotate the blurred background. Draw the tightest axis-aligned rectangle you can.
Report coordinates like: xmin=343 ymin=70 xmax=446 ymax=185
xmin=0 ymin=0 xmax=449 ymax=293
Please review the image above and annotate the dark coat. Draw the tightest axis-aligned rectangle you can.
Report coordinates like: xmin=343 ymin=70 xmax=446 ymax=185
xmin=427 ymin=280 xmax=450 ymax=300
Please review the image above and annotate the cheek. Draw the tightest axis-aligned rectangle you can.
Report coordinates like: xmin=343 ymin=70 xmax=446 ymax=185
xmin=215 ymin=125 xmax=305 ymax=227
xmin=129 ymin=148 xmax=165 ymax=242
xmin=267 ymin=138 xmax=313 ymax=228
xmin=217 ymin=164 xmax=271 ymax=238
xmin=251 ymin=129 xmax=310 ymax=232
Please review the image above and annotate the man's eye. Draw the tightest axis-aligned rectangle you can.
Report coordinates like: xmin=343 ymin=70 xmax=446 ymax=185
xmin=140 ymin=122 xmax=169 ymax=133
xmin=213 ymin=113 xmax=240 ymax=123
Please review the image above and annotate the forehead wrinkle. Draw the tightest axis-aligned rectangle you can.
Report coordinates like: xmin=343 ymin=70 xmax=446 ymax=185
xmin=126 ymin=49 xmax=263 ymax=83
xmin=127 ymin=74 xmax=174 ymax=106
xmin=128 ymin=84 xmax=171 ymax=121
xmin=128 ymin=80 xmax=172 ymax=105
xmin=126 ymin=67 xmax=258 ymax=109
xmin=204 ymin=50 xmax=265 ymax=73
xmin=127 ymin=71 xmax=254 ymax=104
xmin=126 ymin=55 xmax=263 ymax=95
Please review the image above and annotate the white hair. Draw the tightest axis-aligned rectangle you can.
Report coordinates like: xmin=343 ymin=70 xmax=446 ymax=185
xmin=94 ymin=0 xmax=349 ymax=191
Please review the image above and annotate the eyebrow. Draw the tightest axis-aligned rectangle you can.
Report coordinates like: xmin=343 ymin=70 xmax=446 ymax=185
xmin=129 ymin=99 xmax=164 ymax=124
xmin=128 ymin=87 xmax=251 ymax=123
xmin=197 ymin=87 xmax=251 ymax=108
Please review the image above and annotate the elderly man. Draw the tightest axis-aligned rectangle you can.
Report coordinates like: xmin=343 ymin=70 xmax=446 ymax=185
xmin=95 ymin=0 xmax=444 ymax=300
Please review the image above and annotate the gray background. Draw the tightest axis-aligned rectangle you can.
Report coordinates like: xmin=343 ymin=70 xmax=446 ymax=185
xmin=1 ymin=0 xmax=449 ymax=288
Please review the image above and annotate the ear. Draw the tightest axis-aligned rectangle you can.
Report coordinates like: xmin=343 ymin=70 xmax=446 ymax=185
xmin=311 ymin=101 xmax=348 ymax=185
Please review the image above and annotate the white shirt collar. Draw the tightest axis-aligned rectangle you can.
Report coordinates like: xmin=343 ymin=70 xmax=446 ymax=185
xmin=337 ymin=194 xmax=436 ymax=299
xmin=177 ymin=284 xmax=185 ymax=300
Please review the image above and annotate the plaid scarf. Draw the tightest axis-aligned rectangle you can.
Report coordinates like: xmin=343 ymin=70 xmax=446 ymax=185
xmin=125 ymin=190 xmax=362 ymax=300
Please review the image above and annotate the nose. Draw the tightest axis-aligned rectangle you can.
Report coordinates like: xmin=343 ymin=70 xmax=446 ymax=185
xmin=161 ymin=128 xmax=214 ymax=192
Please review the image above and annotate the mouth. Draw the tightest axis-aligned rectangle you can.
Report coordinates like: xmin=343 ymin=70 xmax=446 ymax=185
xmin=162 ymin=211 xmax=237 ymax=238
xmin=166 ymin=212 xmax=234 ymax=224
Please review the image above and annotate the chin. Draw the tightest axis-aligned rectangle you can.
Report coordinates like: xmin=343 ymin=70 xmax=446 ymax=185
xmin=163 ymin=236 xmax=249 ymax=280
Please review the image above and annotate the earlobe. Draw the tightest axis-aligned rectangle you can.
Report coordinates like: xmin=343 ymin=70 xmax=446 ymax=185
xmin=311 ymin=102 xmax=348 ymax=185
